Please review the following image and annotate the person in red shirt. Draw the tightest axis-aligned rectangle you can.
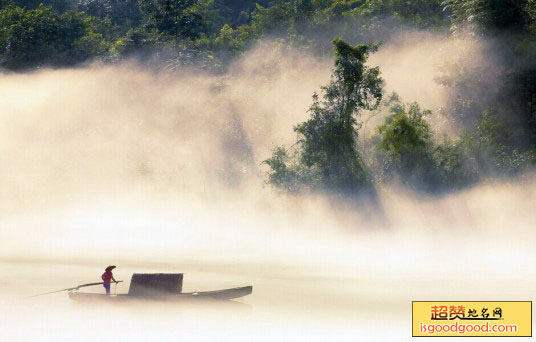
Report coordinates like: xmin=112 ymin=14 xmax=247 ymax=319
xmin=101 ymin=265 xmax=117 ymax=295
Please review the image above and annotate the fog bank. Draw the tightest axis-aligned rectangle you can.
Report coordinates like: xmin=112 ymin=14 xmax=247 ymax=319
xmin=0 ymin=35 xmax=533 ymax=341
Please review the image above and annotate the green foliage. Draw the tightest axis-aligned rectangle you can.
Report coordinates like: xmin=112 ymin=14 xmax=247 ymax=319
xmin=0 ymin=0 xmax=455 ymax=70
xmin=433 ymin=136 xmax=476 ymax=189
xmin=0 ymin=0 xmax=13 ymax=10
xmin=353 ymin=0 xmax=445 ymax=28
xmin=77 ymin=0 xmax=142 ymax=32
xmin=373 ymin=103 xmax=534 ymax=192
xmin=207 ymin=0 xmax=448 ymax=56
xmin=264 ymin=38 xmax=383 ymax=194
xmin=462 ymin=109 xmax=536 ymax=175
xmin=212 ymin=0 xmax=271 ymax=26
xmin=375 ymin=102 xmax=438 ymax=190
xmin=375 ymin=101 xmax=476 ymax=192
xmin=527 ymin=0 xmax=536 ymax=33
xmin=12 ymin=0 xmax=75 ymax=13
xmin=438 ymin=0 xmax=536 ymax=154
xmin=213 ymin=0 xmax=298 ymax=51
xmin=138 ymin=0 xmax=211 ymax=39
xmin=443 ymin=0 xmax=532 ymax=34
xmin=376 ymin=102 xmax=432 ymax=162
xmin=264 ymin=147 xmax=303 ymax=192
xmin=212 ymin=23 xmax=242 ymax=53
xmin=0 ymin=4 xmax=108 ymax=69
xmin=113 ymin=27 xmax=155 ymax=56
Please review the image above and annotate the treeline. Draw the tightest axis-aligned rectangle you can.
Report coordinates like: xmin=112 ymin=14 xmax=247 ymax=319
xmin=1 ymin=0 xmax=535 ymax=194
xmin=0 ymin=0 xmax=449 ymax=69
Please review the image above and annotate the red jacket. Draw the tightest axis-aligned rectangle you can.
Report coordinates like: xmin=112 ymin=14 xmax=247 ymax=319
xmin=101 ymin=271 xmax=113 ymax=284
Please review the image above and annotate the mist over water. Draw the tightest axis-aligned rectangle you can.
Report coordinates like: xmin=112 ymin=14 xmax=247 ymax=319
xmin=1 ymin=37 xmax=535 ymax=341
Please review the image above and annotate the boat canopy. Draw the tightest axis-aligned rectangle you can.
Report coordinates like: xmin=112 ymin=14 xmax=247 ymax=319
xmin=128 ymin=273 xmax=183 ymax=296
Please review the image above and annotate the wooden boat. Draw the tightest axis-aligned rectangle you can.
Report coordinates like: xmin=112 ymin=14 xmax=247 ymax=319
xmin=67 ymin=273 xmax=252 ymax=303
xmin=68 ymin=285 xmax=253 ymax=302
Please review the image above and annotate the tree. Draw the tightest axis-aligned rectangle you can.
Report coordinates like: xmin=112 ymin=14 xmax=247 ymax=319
xmin=443 ymin=0 xmax=531 ymax=34
xmin=374 ymin=100 xmax=477 ymax=192
xmin=212 ymin=0 xmax=271 ymax=26
xmin=440 ymin=0 xmax=536 ymax=150
xmin=459 ymin=108 xmax=536 ymax=176
xmin=12 ymin=0 xmax=75 ymax=13
xmin=375 ymin=102 xmax=439 ymax=190
xmin=264 ymin=38 xmax=383 ymax=194
xmin=138 ymin=0 xmax=210 ymax=39
xmin=77 ymin=0 xmax=142 ymax=30
xmin=355 ymin=0 xmax=446 ymax=28
xmin=0 ymin=4 xmax=108 ymax=69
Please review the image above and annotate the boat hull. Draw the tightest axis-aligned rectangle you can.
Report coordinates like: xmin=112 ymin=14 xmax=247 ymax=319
xmin=68 ymin=286 xmax=252 ymax=302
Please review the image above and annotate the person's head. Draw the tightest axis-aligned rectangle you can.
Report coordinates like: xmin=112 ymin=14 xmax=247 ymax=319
xmin=105 ymin=265 xmax=116 ymax=272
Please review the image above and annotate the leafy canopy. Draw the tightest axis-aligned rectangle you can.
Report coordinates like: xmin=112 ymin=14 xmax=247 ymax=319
xmin=265 ymin=38 xmax=383 ymax=194
xmin=0 ymin=4 xmax=108 ymax=69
